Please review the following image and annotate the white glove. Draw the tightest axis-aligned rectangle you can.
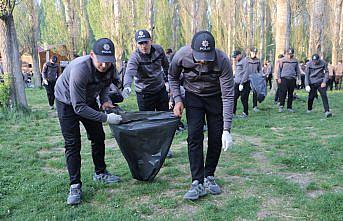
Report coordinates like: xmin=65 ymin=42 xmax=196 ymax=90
xmin=222 ymin=130 xmax=233 ymax=151
xmin=43 ymin=79 xmax=48 ymax=85
xmin=239 ymin=84 xmax=244 ymax=91
xmin=121 ymin=87 xmax=132 ymax=98
xmin=305 ymin=85 xmax=311 ymax=93
xmin=106 ymin=113 xmax=122 ymax=124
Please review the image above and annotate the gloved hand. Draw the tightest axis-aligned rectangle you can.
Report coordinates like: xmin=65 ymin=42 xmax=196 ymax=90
xmin=221 ymin=130 xmax=233 ymax=151
xmin=239 ymin=84 xmax=244 ymax=91
xmin=106 ymin=113 xmax=122 ymax=124
xmin=305 ymin=85 xmax=311 ymax=92
xmin=121 ymin=87 xmax=132 ymax=98
xmin=43 ymin=79 xmax=48 ymax=85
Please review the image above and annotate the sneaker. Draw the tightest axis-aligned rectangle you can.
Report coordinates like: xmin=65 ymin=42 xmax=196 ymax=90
xmin=204 ymin=176 xmax=221 ymax=195
xmin=49 ymin=105 xmax=54 ymax=110
xmin=93 ymin=171 xmax=120 ymax=184
xmin=325 ymin=111 xmax=332 ymax=118
xmin=287 ymin=108 xmax=294 ymax=113
xmin=167 ymin=150 xmax=173 ymax=158
xmin=183 ymin=180 xmax=207 ymax=200
xmin=67 ymin=183 xmax=82 ymax=205
xmin=278 ymin=106 xmax=284 ymax=113
xmin=253 ymin=107 xmax=259 ymax=112
xmin=306 ymin=110 xmax=312 ymax=114
xmin=239 ymin=112 xmax=248 ymax=119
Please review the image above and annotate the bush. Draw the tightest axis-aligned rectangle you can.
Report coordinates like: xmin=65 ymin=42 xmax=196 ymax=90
xmin=0 ymin=73 xmax=11 ymax=107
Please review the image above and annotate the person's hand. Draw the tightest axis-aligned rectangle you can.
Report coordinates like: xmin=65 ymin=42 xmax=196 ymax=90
xmin=305 ymin=85 xmax=311 ymax=92
xmin=239 ymin=84 xmax=244 ymax=91
xmin=43 ymin=79 xmax=48 ymax=85
xmin=106 ymin=113 xmax=122 ymax=124
xmin=278 ymin=79 xmax=281 ymax=84
xmin=321 ymin=82 xmax=326 ymax=88
xmin=222 ymin=130 xmax=233 ymax=151
xmin=121 ymin=87 xmax=132 ymax=98
xmin=102 ymin=102 xmax=115 ymax=110
xmin=173 ymin=102 xmax=184 ymax=117
xmin=169 ymin=101 xmax=174 ymax=110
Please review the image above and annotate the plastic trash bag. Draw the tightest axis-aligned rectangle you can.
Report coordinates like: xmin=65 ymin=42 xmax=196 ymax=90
xmin=250 ymin=73 xmax=267 ymax=103
xmin=108 ymin=110 xmax=179 ymax=181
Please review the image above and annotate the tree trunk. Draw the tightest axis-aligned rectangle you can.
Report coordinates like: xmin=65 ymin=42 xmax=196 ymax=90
xmin=29 ymin=0 xmax=41 ymax=88
xmin=332 ymin=0 xmax=342 ymax=65
xmin=273 ymin=0 xmax=291 ymax=93
xmin=130 ymin=0 xmax=136 ymax=52
xmin=171 ymin=0 xmax=179 ymax=50
xmin=191 ymin=0 xmax=199 ymax=34
xmin=113 ymin=0 xmax=121 ymax=67
xmin=259 ymin=0 xmax=265 ymax=62
xmin=339 ymin=3 xmax=343 ymax=61
xmin=0 ymin=15 xmax=28 ymax=108
xmin=249 ymin=0 xmax=254 ymax=48
xmin=308 ymin=0 xmax=325 ymax=57
xmin=148 ymin=0 xmax=155 ymax=39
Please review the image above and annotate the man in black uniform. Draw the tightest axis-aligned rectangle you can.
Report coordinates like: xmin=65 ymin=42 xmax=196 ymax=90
xmin=42 ymin=55 xmax=59 ymax=109
xmin=169 ymin=31 xmax=234 ymax=200
xmin=123 ymin=29 xmax=173 ymax=157
xmin=54 ymin=38 xmax=123 ymax=205
xmin=122 ymin=29 xmax=169 ymax=112
xmin=278 ymin=48 xmax=301 ymax=112
xmin=232 ymin=50 xmax=249 ymax=118
xmin=246 ymin=47 xmax=262 ymax=112
xmin=305 ymin=54 xmax=332 ymax=117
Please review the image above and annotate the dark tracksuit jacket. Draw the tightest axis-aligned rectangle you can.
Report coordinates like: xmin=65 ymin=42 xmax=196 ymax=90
xmin=42 ymin=61 xmax=59 ymax=106
xmin=305 ymin=59 xmax=330 ymax=112
xmin=168 ymin=45 xmax=234 ymax=183
xmin=54 ymin=55 xmax=116 ymax=185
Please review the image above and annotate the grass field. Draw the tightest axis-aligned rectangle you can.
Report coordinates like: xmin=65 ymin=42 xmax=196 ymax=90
xmin=0 ymin=88 xmax=342 ymax=221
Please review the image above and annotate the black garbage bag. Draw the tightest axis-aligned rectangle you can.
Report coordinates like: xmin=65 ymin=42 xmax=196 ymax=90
xmin=250 ymin=73 xmax=267 ymax=103
xmin=108 ymin=111 xmax=179 ymax=181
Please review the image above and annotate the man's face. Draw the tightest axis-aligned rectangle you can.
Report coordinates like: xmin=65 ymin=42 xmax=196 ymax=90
xmin=313 ymin=60 xmax=319 ymax=65
xmin=137 ymin=40 xmax=152 ymax=54
xmin=250 ymin=51 xmax=257 ymax=58
xmin=90 ymin=52 xmax=112 ymax=73
xmin=286 ymin=54 xmax=293 ymax=59
xmin=234 ymin=54 xmax=241 ymax=62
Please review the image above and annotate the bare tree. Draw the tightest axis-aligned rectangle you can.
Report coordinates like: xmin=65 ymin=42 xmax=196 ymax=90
xmin=260 ymin=0 xmax=266 ymax=62
xmin=332 ymin=0 xmax=342 ymax=65
xmin=308 ymin=0 xmax=325 ymax=56
xmin=0 ymin=0 xmax=28 ymax=108
xmin=273 ymin=0 xmax=291 ymax=92
xmin=248 ymin=0 xmax=254 ymax=48
xmin=28 ymin=0 xmax=41 ymax=88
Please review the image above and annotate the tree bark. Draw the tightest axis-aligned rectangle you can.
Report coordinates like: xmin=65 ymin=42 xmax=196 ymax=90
xmin=249 ymin=0 xmax=254 ymax=49
xmin=273 ymin=0 xmax=291 ymax=93
xmin=308 ymin=0 xmax=325 ymax=57
xmin=148 ymin=0 xmax=155 ymax=39
xmin=171 ymin=0 xmax=179 ymax=50
xmin=339 ymin=3 xmax=343 ymax=61
xmin=29 ymin=0 xmax=41 ymax=87
xmin=130 ymin=0 xmax=136 ymax=52
xmin=332 ymin=0 xmax=342 ymax=65
xmin=0 ymin=14 xmax=28 ymax=108
xmin=259 ymin=0 xmax=265 ymax=62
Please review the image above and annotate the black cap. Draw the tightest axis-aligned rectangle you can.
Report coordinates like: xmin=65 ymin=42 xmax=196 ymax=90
xmin=135 ymin=29 xmax=151 ymax=43
xmin=287 ymin=48 xmax=294 ymax=55
xmin=51 ymin=55 xmax=57 ymax=63
xmin=92 ymin=38 xmax=115 ymax=63
xmin=232 ymin=50 xmax=241 ymax=58
xmin=191 ymin=31 xmax=216 ymax=62
xmin=312 ymin=54 xmax=320 ymax=61
xmin=250 ymin=47 xmax=258 ymax=53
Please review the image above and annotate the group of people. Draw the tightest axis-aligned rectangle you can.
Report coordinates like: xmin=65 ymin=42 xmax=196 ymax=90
xmin=40 ymin=28 xmax=338 ymax=205
xmin=232 ymin=47 xmax=336 ymax=118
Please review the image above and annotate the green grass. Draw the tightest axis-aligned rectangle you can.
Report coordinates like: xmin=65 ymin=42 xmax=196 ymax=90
xmin=0 ymin=88 xmax=342 ymax=220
